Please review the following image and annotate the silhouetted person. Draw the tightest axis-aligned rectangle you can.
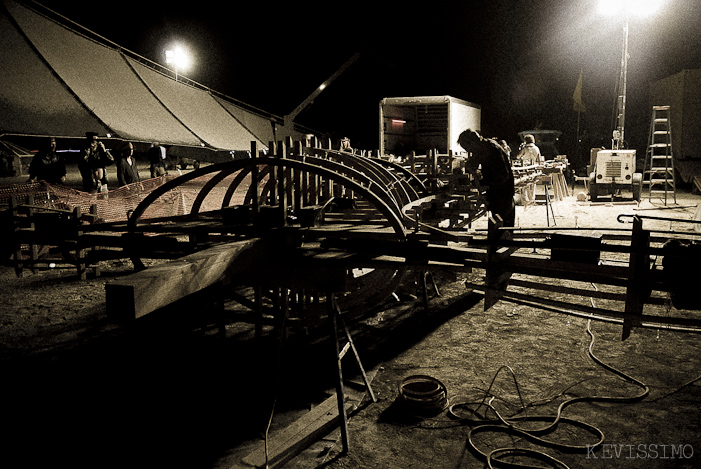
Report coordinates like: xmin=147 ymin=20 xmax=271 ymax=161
xmin=80 ymin=132 xmax=113 ymax=193
xmin=27 ymin=137 xmax=66 ymax=184
xmin=339 ymin=137 xmax=353 ymax=153
xmin=458 ymin=129 xmax=515 ymax=227
xmin=116 ymin=141 xmax=140 ymax=187
xmin=498 ymin=139 xmax=512 ymax=160
xmin=148 ymin=142 xmax=168 ymax=178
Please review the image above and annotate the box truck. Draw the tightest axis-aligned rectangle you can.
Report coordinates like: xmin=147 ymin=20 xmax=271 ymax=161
xmin=379 ymin=96 xmax=481 ymax=157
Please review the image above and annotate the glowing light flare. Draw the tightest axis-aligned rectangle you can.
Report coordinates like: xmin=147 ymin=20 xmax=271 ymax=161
xmin=165 ymin=45 xmax=191 ymax=72
xmin=598 ymin=0 xmax=666 ymax=17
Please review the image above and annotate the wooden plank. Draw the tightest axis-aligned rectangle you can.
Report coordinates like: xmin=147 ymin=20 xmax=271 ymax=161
xmin=509 ymin=278 xmax=626 ymax=301
xmin=623 ymin=216 xmax=650 ymax=340
xmin=241 ymin=367 xmax=377 ymax=469
xmin=241 ymin=394 xmax=357 ymax=469
xmin=105 ymin=238 xmax=268 ymax=320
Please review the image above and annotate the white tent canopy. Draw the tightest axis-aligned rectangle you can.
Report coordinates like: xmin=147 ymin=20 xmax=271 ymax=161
xmin=0 ymin=0 xmax=307 ymax=158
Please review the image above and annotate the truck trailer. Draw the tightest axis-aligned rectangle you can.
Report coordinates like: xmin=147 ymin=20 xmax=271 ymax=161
xmin=379 ymin=96 xmax=481 ymax=157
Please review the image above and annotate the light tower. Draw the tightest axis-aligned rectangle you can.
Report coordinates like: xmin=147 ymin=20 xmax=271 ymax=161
xmin=165 ymin=45 xmax=190 ymax=82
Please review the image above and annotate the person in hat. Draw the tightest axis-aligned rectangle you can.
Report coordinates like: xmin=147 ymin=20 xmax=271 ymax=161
xmin=80 ymin=132 xmax=113 ymax=193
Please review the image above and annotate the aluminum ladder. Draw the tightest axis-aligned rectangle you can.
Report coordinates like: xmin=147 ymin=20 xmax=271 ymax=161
xmin=643 ymin=105 xmax=676 ymax=204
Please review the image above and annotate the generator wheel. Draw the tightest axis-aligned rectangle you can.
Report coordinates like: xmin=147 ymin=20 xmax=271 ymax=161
xmin=632 ymin=173 xmax=642 ymax=201
xmin=588 ymin=172 xmax=598 ymax=201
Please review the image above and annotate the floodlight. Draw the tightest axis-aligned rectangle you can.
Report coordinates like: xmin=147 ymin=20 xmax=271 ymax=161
xmin=597 ymin=0 xmax=665 ymax=149
xmin=165 ymin=45 xmax=191 ymax=81
xmin=598 ymin=0 xmax=665 ymax=17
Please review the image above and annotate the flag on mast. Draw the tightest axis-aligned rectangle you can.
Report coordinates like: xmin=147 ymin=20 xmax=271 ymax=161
xmin=573 ymin=70 xmax=586 ymax=112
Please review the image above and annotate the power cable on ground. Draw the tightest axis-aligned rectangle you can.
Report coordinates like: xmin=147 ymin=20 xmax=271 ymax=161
xmin=447 ymin=319 xmax=649 ymax=468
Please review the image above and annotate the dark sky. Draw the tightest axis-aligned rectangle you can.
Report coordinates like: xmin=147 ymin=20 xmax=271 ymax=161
xmin=35 ymin=0 xmax=701 ymax=155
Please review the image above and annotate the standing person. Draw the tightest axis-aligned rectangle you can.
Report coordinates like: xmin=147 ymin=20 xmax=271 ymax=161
xmin=147 ymin=142 xmax=168 ymax=178
xmin=515 ymin=134 xmax=543 ymax=166
xmin=80 ymin=132 xmax=113 ymax=193
xmin=339 ymin=137 xmax=353 ymax=153
xmin=457 ymin=129 xmax=515 ymax=227
xmin=116 ymin=141 xmax=140 ymax=187
xmin=27 ymin=137 xmax=66 ymax=184
xmin=497 ymin=139 xmax=512 ymax=161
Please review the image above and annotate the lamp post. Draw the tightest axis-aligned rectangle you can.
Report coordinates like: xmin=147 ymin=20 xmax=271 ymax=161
xmin=614 ymin=16 xmax=629 ymax=150
xmin=599 ymin=0 xmax=665 ymax=150
xmin=165 ymin=46 xmax=190 ymax=82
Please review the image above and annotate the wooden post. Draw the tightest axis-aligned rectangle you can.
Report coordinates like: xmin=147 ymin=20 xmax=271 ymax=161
xmin=328 ymin=293 xmax=350 ymax=454
xmin=251 ymin=141 xmax=259 ymax=217
xmin=431 ymin=149 xmax=440 ymax=193
xmin=10 ymin=196 xmax=24 ymax=277
xmin=278 ymin=140 xmax=288 ymax=226
xmin=268 ymin=141 xmax=277 ymax=205
xmin=484 ymin=214 xmax=512 ymax=310
xmin=73 ymin=206 xmax=87 ymax=280
xmin=287 ymin=137 xmax=302 ymax=214
xmin=622 ymin=216 xmax=650 ymax=340
xmin=26 ymin=194 xmax=39 ymax=274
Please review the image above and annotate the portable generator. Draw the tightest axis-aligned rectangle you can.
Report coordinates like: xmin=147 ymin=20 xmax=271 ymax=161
xmin=588 ymin=149 xmax=642 ymax=201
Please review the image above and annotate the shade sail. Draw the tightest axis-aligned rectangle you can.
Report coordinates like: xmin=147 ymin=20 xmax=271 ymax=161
xmin=0 ymin=0 xmax=306 ymax=153
xmin=0 ymin=9 xmax=111 ymax=138
xmin=214 ymin=95 xmax=279 ymax=146
xmin=128 ymin=58 xmax=263 ymax=149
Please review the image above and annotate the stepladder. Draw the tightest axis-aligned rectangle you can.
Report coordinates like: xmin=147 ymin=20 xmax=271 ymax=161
xmin=644 ymin=105 xmax=676 ymax=204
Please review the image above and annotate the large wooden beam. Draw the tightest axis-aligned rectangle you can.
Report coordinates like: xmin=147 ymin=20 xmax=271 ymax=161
xmin=105 ymin=238 xmax=268 ymax=321
xmin=622 ymin=216 xmax=650 ymax=340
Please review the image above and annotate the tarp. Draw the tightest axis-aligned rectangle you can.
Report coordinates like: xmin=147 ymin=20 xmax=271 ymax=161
xmin=0 ymin=0 xmax=305 ymax=156
xmin=129 ymin=58 xmax=254 ymax=150
xmin=650 ymin=69 xmax=701 ymax=161
xmin=0 ymin=7 xmax=112 ymax=138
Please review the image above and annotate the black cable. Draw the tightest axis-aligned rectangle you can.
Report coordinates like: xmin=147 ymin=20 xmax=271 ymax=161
xmin=648 ymin=372 xmax=701 ymax=402
xmin=449 ymin=319 xmax=649 ymax=468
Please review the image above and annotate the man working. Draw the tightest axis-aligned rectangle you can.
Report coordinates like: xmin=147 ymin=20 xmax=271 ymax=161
xmin=515 ymin=133 xmax=543 ymax=166
xmin=457 ymin=129 xmax=515 ymax=227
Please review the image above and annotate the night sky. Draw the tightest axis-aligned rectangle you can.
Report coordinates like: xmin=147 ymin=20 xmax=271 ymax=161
xmin=34 ymin=0 xmax=701 ymax=159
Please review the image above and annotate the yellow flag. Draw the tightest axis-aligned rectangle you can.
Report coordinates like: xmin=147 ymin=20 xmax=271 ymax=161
xmin=573 ymin=70 xmax=586 ymax=112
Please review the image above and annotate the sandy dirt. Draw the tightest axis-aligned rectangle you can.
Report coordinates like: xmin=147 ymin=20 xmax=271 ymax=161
xmin=1 ymin=174 xmax=700 ymax=469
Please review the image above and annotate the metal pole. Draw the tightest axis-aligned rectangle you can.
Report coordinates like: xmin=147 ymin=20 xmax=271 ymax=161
xmin=614 ymin=17 xmax=629 ymax=150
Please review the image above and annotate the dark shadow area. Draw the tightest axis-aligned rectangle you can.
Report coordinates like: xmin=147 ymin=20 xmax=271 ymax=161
xmin=1 ymin=273 xmax=479 ymax=469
